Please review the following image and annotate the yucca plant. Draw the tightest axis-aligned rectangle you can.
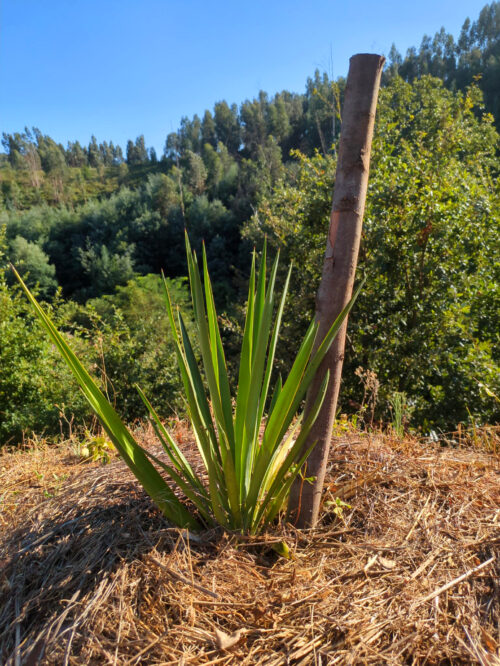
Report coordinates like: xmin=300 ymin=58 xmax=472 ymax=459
xmin=13 ymin=234 xmax=361 ymax=534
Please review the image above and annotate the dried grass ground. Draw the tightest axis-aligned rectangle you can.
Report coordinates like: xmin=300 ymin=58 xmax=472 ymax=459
xmin=0 ymin=427 xmax=498 ymax=665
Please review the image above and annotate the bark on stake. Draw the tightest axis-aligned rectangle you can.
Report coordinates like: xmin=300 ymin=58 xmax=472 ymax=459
xmin=288 ymin=53 xmax=385 ymax=528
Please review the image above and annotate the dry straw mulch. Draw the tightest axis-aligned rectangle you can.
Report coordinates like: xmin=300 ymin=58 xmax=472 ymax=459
xmin=0 ymin=429 xmax=498 ymax=665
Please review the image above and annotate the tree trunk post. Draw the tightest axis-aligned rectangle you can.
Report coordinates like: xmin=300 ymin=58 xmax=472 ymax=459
xmin=288 ymin=53 xmax=385 ymax=528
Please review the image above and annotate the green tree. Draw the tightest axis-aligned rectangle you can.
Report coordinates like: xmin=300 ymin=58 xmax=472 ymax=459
xmin=248 ymin=76 xmax=500 ymax=429
xmin=1 ymin=177 xmax=22 ymax=210
xmin=184 ymin=150 xmax=207 ymax=195
xmin=66 ymin=141 xmax=87 ymax=167
xmin=178 ymin=115 xmax=202 ymax=154
xmin=62 ymin=274 xmax=192 ymax=420
xmin=134 ymin=135 xmax=149 ymax=163
xmin=78 ymin=243 xmax=136 ymax=297
xmin=267 ymin=93 xmax=293 ymax=148
xmin=389 ymin=2 xmax=500 ymax=128
xmin=126 ymin=137 xmax=149 ymax=165
xmin=88 ymin=135 xmax=102 ymax=167
xmin=214 ymin=101 xmax=241 ymax=154
xmin=99 ymin=141 xmax=115 ymax=166
xmin=8 ymin=235 xmax=58 ymax=298
xmin=113 ymin=144 xmax=124 ymax=165
xmin=240 ymin=91 xmax=269 ymax=157
xmin=201 ymin=110 xmax=217 ymax=147
xmin=304 ymin=70 xmax=339 ymax=154
xmin=0 ymin=233 xmax=88 ymax=444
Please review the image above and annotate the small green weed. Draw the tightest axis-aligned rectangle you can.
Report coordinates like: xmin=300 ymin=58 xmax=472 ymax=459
xmin=80 ymin=431 xmax=114 ymax=464
xmin=325 ymin=497 xmax=352 ymax=524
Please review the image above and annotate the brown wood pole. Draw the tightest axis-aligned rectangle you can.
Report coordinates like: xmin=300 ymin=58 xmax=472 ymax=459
xmin=288 ymin=53 xmax=385 ymax=528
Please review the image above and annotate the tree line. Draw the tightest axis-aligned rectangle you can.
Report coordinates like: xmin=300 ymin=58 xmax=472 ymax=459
xmin=385 ymin=2 xmax=500 ymax=126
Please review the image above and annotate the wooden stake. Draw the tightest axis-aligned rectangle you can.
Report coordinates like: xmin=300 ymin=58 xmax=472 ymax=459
xmin=288 ymin=53 xmax=385 ymax=528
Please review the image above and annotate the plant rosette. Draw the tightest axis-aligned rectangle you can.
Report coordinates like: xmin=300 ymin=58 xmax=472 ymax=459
xmin=12 ymin=235 xmax=361 ymax=534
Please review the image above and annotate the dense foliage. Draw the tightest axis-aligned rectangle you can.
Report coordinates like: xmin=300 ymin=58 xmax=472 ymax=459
xmin=1 ymin=3 xmax=499 ymax=443
xmin=0 ymin=235 xmax=190 ymax=444
xmin=386 ymin=2 xmax=500 ymax=128
xmin=248 ymin=77 xmax=500 ymax=428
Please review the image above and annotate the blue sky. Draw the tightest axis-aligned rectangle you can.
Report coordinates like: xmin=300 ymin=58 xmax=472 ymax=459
xmin=1 ymin=0 xmax=489 ymax=154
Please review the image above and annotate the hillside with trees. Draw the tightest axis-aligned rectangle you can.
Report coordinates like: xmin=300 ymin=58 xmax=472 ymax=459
xmin=1 ymin=2 xmax=499 ymax=445
xmin=386 ymin=1 xmax=500 ymax=126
